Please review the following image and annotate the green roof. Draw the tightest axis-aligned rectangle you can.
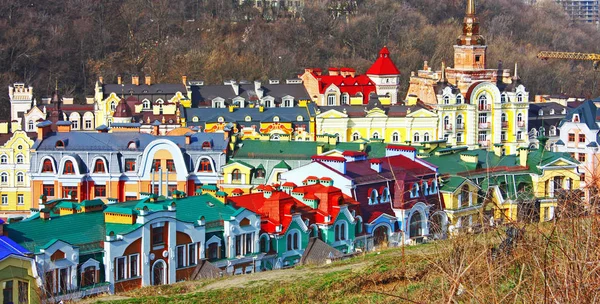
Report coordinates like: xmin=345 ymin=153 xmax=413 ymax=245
xmin=79 ymin=199 xmax=105 ymax=207
xmin=55 ymin=201 xmax=77 ymax=209
xmin=229 ymin=160 xmax=254 ymax=169
xmin=6 ymin=210 xmax=106 ymax=253
xmin=201 ymin=185 xmax=219 ymax=191
xmin=274 ymin=160 xmax=291 ymax=169
xmin=105 ymin=206 xmax=137 ymax=215
xmin=440 ymin=176 xmax=470 ymax=192
xmin=215 ymin=191 xmax=227 ymax=197
xmin=234 ymin=140 xmax=363 ymax=160
xmin=105 ymin=223 xmax=143 ymax=237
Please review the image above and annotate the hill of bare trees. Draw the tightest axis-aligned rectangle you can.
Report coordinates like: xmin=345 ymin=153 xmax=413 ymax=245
xmin=1 ymin=0 xmax=599 ymax=119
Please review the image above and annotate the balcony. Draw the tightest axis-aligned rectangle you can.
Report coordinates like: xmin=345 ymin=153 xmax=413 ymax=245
xmin=479 ymin=140 xmax=490 ymax=147
xmin=478 ymin=122 xmax=490 ymax=129
xmin=501 ymin=121 xmax=508 ymax=129
xmin=517 ymin=121 xmax=525 ymax=128
xmin=456 ymin=123 xmax=465 ymax=130
xmin=479 ymin=104 xmax=491 ymax=111
xmin=444 ymin=123 xmax=453 ymax=131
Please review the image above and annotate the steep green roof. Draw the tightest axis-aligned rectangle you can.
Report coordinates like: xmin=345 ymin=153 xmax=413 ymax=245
xmin=440 ymin=176 xmax=470 ymax=193
xmin=234 ymin=140 xmax=364 ymax=160
xmin=526 ymin=149 xmax=578 ymax=175
xmin=79 ymin=199 xmax=105 ymax=207
xmin=6 ymin=211 xmax=105 ymax=253
xmin=274 ymin=160 xmax=291 ymax=169
xmin=201 ymin=185 xmax=219 ymax=191
xmin=228 ymin=160 xmax=254 ymax=169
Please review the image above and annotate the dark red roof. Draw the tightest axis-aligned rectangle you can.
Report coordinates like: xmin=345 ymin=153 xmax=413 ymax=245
xmin=282 ymin=182 xmax=297 ymax=188
xmin=366 ymin=47 xmax=401 ymax=75
xmin=386 ymin=144 xmax=416 ymax=151
xmin=342 ymin=151 xmax=367 ymax=157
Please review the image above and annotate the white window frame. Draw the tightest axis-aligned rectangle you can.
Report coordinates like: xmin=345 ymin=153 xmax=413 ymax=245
xmin=176 ymin=245 xmax=187 ymax=269
xmin=352 ymin=133 xmax=360 ymax=141
xmin=17 ymin=194 xmax=24 ymax=205
xmin=1 ymin=195 xmax=7 ymax=205
xmin=423 ymin=132 xmax=430 ymax=142
xmin=85 ymin=120 xmax=92 ymax=129
xmin=327 ymin=94 xmax=336 ymax=106
xmin=1 ymin=172 xmax=8 ymax=184
xmin=17 ymin=172 xmax=24 ymax=183
xmin=392 ymin=132 xmax=399 ymax=143
xmin=413 ymin=132 xmax=420 ymax=143
xmin=129 ymin=254 xmax=139 ymax=278
xmin=188 ymin=243 xmax=197 ymax=266
xmin=16 ymin=154 xmax=24 ymax=164
xmin=0 ymin=155 xmax=7 ymax=164
xmin=115 ymin=256 xmax=127 ymax=281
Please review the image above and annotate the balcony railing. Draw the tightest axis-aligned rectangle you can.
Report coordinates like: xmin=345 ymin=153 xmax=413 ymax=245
xmin=479 ymin=140 xmax=490 ymax=147
xmin=478 ymin=122 xmax=490 ymax=129
xmin=479 ymin=104 xmax=491 ymax=111
xmin=456 ymin=123 xmax=465 ymax=130
xmin=501 ymin=121 xmax=508 ymax=129
xmin=444 ymin=123 xmax=453 ymax=131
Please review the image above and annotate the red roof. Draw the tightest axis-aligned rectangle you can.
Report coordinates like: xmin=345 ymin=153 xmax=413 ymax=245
xmin=366 ymin=47 xmax=401 ymax=75
xmin=342 ymin=151 xmax=367 ymax=157
xmin=232 ymin=188 xmax=244 ymax=194
xmin=320 ymin=177 xmax=333 ymax=181
xmin=369 ymin=159 xmax=382 ymax=164
xmin=263 ymin=185 xmax=275 ymax=192
xmin=282 ymin=182 xmax=297 ymax=188
xmin=316 ymin=74 xmax=375 ymax=104
xmin=306 ymin=176 xmax=318 ymax=180
xmin=304 ymin=193 xmax=318 ymax=200
xmin=386 ymin=144 xmax=416 ymax=151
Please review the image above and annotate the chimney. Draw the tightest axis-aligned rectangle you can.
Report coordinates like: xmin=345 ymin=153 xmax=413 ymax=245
xmin=386 ymin=145 xmax=416 ymax=161
xmin=370 ymin=159 xmax=382 ymax=173
xmin=117 ymin=75 xmax=122 ymax=85
xmin=328 ymin=68 xmax=340 ymax=76
xmin=145 ymin=75 xmax=152 ymax=86
xmin=132 ymin=75 xmax=139 ymax=86
xmin=185 ymin=133 xmax=192 ymax=145
xmin=316 ymin=145 xmax=324 ymax=155
xmin=493 ymin=144 xmax=503 ymax=157
xmin=519 ymin=147 xmax=528 ymax=167
xmin=182 ymin=75 xmax=187 ymax=85
xmin=40 ymin=209 xmax=51 ymax=220
xmin=311 ymin=156 xmax=346 ymax=174
xmin=39 ymin=195 xmax=47 ymax=209
xmin=259 ymin=105 xmax=264 ymax=112
xmin=36 ymin=121 xmax=53 ymax=140
xmin=459 ymin=152 xmax=479 ymax=165
xmin=254 ymin=81 xmax=264 ymax=99
xmin=99 ymin=76 xmax=104 ymax=84
xmin=56 ymin=121 xmax=72 ymax=133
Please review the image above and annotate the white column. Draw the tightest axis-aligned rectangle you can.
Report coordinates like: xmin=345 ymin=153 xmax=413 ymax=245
xmin=168 ymin=220 xmax=176 ymax=284
xmin=104 ymin=242 xmax=115 ymax=293
xmin=141 ymin=225 xmax=151 ymax=286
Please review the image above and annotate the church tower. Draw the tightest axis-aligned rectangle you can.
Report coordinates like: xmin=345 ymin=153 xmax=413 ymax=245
xmin=9 ymin=83 xmax=34 ymax=126
xmin=453 ymin=0 xmax=487 ymax=70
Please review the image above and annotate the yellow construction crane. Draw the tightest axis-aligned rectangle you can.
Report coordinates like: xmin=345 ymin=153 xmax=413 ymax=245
xmin=537 ymin=51 xmax=600 ymax=69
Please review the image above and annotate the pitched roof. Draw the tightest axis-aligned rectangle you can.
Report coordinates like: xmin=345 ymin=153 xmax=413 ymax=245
xmin=300 ymin=237 xmax=344 ymax=265
xmin=0 ymin=236 xmax=31 ymax=261
xmin=366 ymin=47 xmax=401 ymax=75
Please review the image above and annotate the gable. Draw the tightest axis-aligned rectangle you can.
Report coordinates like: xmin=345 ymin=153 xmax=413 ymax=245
xmin=406 ymin=108 xmax=436 ymax=118
xmin=317 ymin=109 xmax=348 ymax=119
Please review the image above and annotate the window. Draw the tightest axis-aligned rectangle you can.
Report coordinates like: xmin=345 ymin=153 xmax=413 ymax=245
xmin=199 ymin=159 xmax=212 ymax=172
xmin=85 ymin=120 xmax=92 ymax=129
xmin=411 ymin=183 xmax=420 ymax=198
xmin=443 ymin=95 xmax=450 ymax=104
xmin=116 ymin=257 xmax=126 ymax=281
xmin=579 ymin=153 xmax=586 ymax=162
xmin=423 ymin=132 xmax=430 ymax=142
xmin=517 ymin=131 xmax=523 ymax=140
xmin=1 ymin=172 xmax=7 ymax=184
xmin=143 ymin=99 xmax=151 ymax=110
xmin=202 ymin=141 xmax=212 ymax=149
xmin=18 ymin=281 xmax=28 ymax=304
xmin=372 ymin=132 xmax=379 ymax=139
xmin=152 ymin=225 xmax=165 ymax=247
xmin=62 ymin=186 xmax=77 ymax=199
xmin=188 ymin=243 xmax=197 ymax=266
xmin=501 ymin=113 xmax=507 ymax=122
xmin=255 ymin=168 xmax=265 ymax=178
xmin=94 ymin=159 xmax=106 ymax=173
xmin=550 ymin=109 xmax=555 ymax=115
xmin=152 ymin=159 xmax=161 ymax=172
xmin=16 ymin=154 xmax=24 ymax=164
xmin=286 ymin=230 xmax=300 ymax=251
xmin=341 ymin=94 xmax=348 ymax=105
xmin=479 ymin=131 xmax=487 ymax=142
xmin=501 ymin=94 xmax=506 ymax=103
xmin=456 ymin=95 xmax=463 ymax=104
xmin=82 ymin=266 xmax=96 ymax=287
xmin=478 ymin=95 xmax=488 ymax=110
xmin=111 ymin=101 xmax=117 ymax=111
xmin=166 ymin=159 xmax=175 ymax=172
xmin=17 ymin=194 xmax=23 ymax=205
xmin=125 ymin=159 xmax=136 ymax=172
xmin=456 ymin=115 xmax=463 ymax=126
xmin=413 ymin=132 xmax=420 ymax=143
xmin=43 ymin=184 xmax=55 ymax=197
xmin=444 ymin=116 xmax=450 ymax=128
xmin=568 ymin=133 xmax=575 ymax=142
xmin=127 ymin=254 xmax=138 ymax=278
xmin=16 ymin=172 xmax=24 ymax=183
xmin=72 ymin=120 xmax=78 ymax=129
xmin=1 ymin=195 xmax=7 ymax=205
xmin=284 ymin=99 xmax=293 ymax=107
xmin=2 ymin=280 xmax=13 ymax=303
xmin=177 ymin=245 xmax=186 ymax=269
xmin=517 ymin=94 xmax=524 ymax=102
xmin=392 ymin=132 xmax=399 ymax=143
xmin=517 ymin=113 xmax=523 ymax=122
xmin=192 ymin=116 xmax=199 ymax=122
xmin=478 ymin=113 xmax=488 ymax=124
xmin=457 ymin=133 xmax=463 ymax=143
xmin=352 ymin=133 xmax=360 ymax=141
xmin=63 ymin=160 xmax=75 ymax=174
xmin=28 ymin=120 xmax=34 ymax=130
xmin=335 ymin=222 xmax=347 ymax=241
xmin=95 ymin=185 xmax=106 ymax=197
xmin=501 ymin=131 xmax=507 ymax=141
xmin=41 ymin=159 xmax=53 ymax=173
xmin=327 ymin=94 xmax=336 ymax=106
xmin=578 ymin=134 xmax=586 ymax=143
xmin=0 ymin=155 xmax=6 ymax=164
xmin=232 ymin=169 xmax=242 ymax=182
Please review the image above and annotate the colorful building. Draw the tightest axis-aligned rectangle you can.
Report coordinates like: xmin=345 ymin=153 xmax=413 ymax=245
xmin=406 ymin=0 xmax=529 ymax=155
xmin=227 ymin=182 xmax=361 ymax=267
xmin=29 ymin=121 xmax=228 ymax=207
xmin=299 ymin=46 xmax=401 ymax=106
xmin=0 ymin=130 xmax=36 ymax=215
xmin=0 ymin=223 xmax=39 ymax=304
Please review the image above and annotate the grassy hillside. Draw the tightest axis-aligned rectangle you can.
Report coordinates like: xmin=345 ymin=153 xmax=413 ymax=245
xmin=89 ymin=216 xmax=600 ymax=303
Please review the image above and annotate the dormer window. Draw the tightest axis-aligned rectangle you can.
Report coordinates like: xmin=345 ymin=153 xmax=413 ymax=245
xmin=63 ymin=160 xmax=75 ymax=174
xmin=549 ymin=109 xmax=554 ymax=115
xmin=56 ymin=140 xmax=65 ymax=148
xmin=217 ymin=117 xmax=224 ymax=123
xmin=501 ymin=94 xmax=507 ymax=103
xmin=517 ymin=94 xmax=524 ymax=103
xmin=245 ymin=116 xmax=252 ymax=122
xmin=273 ymin=116 xmax=280 ymax=123
xmin=573 ymin=114 xmax=580 ymax=123
xmin=202 ymin=141 xmax=211 ymax=149
xmin=142 ymin=99 xmax=151 ymax=110
xmin=562 ymin=108 xmax=567 ymax=114
xmin=128 ymin=141 xmax=137 ymax=150
xmin=456 ymin=95 xmax=463 ymax=104
xmin=539 ymin=109 xmax=543 ymax=116
xmin=296 ymin=116 xmax=303 ymax=122
xmin=192 ymin=116 xmax=199 ymax=122
xmin=443 ymin=95 xmax=450 ymax=104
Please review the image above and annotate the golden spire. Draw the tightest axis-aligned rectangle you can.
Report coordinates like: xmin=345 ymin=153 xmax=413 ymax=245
xmin=466 ymin=0 xmax=475 ymax=15
xmin=441 ymin=61 xmax=447 ymax=82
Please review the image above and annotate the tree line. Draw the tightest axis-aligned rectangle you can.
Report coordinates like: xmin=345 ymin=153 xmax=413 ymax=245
xmin=1 ymin=0 xmax=599 ymax=119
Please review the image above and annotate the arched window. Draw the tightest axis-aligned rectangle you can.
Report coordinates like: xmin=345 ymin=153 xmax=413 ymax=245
xmin=392 ymin=132 xmax=399 ymax=143
xmin=456 ymin=95 xmax=463 ymax=104
xmin=501 ymin=113 xmax=507 ymax=122
xmin=478 ymin=95 xmax=488 ymax=110
xmin=28 ymin=120 xmax=34 ymax=130
xmin=381 ymin=187 xmax=390 ymax=202
xmin=501 ymin=94 xmax=507 ymax=103
xmin=42 ymin=159 xmax=54 ymax=173
xmin=110 ymin=101 xmax=117 ymax=111
xmin=142 ymin=99 xmax=151 ymax=110
xmin=199 ymin=159 xmax=212 ymax=172
xmin=457 ymin=133 xmax=463 ymax=143
xmin=16 ymin=172 xmax=24 ymax=183
xmin=0 ymin=172 xmax=7 ymax=183
xmin=0 ymin=155 xmax=7 ymax=164
xmin=456 ymin=114 xmax=463 ymax=126
xmin=444 ymin=116 xmax=450 ymax=128
xmin=550 ymin=126 xmax=557 ymax=136
xmin=327 ymin=94 xmax=336 ymax=106
xmin=413 ymin=132 xmax=420 ymax=143
xmin=232 ymin=169 xmax=241 ymax=182
xmin=550 ymin=109 xmax=555 ymax=115
xmin=517 ymin=113 xmax=523 ymax=122
xmin=538 ymin=109 xmax=543 ymax=116
xmin=202 ymin=141 xmax=212 ymax=149
xmin=443 ymin=95 xmax=450 ymax=104
xmin=192 ymin=116 xmax=199 ymax=122
xmin=372 ymin=132 xmax=379 ymax=139
xmin=93 ymin=159 xmax=106 ymax=173
xmin=341 ymin=93 xmax=349 ymax=105
xmin=423 ymin=132 xmax=430 ymax=142
xmin=63 ymin=160 xmax=75 ymax=174
xmin=352 ymin=133 xmax=360 ymax=141
xmin=16 ymin=154 xmax=24 ymax=164
xmin=517 ymin=94 xmax=524 ymax=103
xmin=411 ymin=183 xmax=420 ymax=198
xmin=369 ymin=189 xmax=378 ymax=205
xmin=286 ymin=230 xmax=300 ymax=251
xmin=56 ymin=140 xmax=65 ymax=148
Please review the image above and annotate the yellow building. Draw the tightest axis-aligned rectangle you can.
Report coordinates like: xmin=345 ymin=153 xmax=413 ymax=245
xmin=406 ymin=0 xmax=529 ymax=155
xmin=0 ymin=129 xmax=36 ymax=215
xmin=0 ymin=232 xmax=39 ymax=304
xmin=313 ymin=96 xmax=439 ymax=144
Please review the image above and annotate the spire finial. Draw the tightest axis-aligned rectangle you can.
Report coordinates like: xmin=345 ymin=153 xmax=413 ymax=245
xmin=466 ymin=0 xmax=476 ymax=15
xmin=441 ymin=61 xmax=447 ymax=82
xmin=55 ymin=79 xmax=58 ymax=91
xmin=514 ymin=62 xmax=518 ymax=79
